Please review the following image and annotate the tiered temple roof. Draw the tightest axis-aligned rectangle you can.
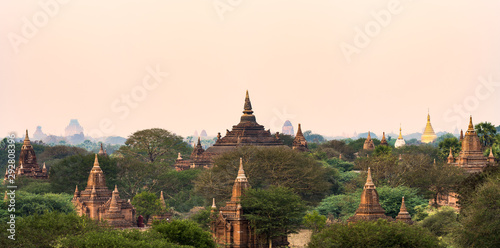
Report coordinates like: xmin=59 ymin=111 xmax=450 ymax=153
xmin=72 ymin=154 xmax=135 ymax=228
xmin=363 ymin=132 xmax=375 ymax=150
xmin=5 ymin=130 xmax=48 ymax=181
xmin=395 ymin=197 xmax=413 ymax=224
xmin=379 ymin=132 xmax=388 ymax=146
xmin=292 ymin=124 xmax=308 ymax=152
xmin=448 ymin=116 xmax=490 ymax=173
xmin=205 ymin=91 xmax=284 ymax=155
xmin=348 ymin=168 xmax=393 ymax=223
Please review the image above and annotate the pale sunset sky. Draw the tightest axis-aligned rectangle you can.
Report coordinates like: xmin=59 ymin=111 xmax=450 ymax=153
xmin=1 ymin=0 xmax=500 ymax=139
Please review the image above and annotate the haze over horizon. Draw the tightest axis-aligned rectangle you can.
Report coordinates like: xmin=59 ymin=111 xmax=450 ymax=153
xmin=1 ymin=1 xmax=500 ymax=139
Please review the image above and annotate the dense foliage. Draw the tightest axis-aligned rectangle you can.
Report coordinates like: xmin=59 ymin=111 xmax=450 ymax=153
xmin=309 ymin=219 xmax=443 ymax=248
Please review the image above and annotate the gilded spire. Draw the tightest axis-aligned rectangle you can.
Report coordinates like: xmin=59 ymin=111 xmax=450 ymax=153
xmin=421 ymin=111 xmax=437 ymax=143
xmin=467 ymin=115 xmax=474 ymax=132
xmin=364 ymin=167 xmax=375 ymax=189
xmin=236 ymin=158 xmax=248 ymax=182
xmin=398 ymin=124 xmax=403 ymax=139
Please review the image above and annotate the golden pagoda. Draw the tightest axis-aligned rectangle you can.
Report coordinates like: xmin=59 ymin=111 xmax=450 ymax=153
xmin=421 ymin=111 xmax=437 ymax=143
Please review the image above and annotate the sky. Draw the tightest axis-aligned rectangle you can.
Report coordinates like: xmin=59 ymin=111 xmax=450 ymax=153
xmin=1 ymin=0 xmax=500 ymax=139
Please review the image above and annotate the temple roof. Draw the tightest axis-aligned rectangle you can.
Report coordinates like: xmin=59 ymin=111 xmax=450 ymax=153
xmin=230 ymin=158 xmax=251 ymax=203
xmin=380 ymin=132 xmax=388 ymax=146
xmin=395 ymin=197 xmax=413 ymax=224
xmin=86 ymin=154 xmax=107 ymax=190
xmin=292 ymin=123 xmax=308 ymax=151
xmin=205 ymin=91 xmax=284 ymax=154
xmin=348 ymin=168 xmax=393 ymax=223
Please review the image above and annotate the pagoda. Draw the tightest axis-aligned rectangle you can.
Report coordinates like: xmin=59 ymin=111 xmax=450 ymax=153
xmin=379 ymin=132 xmax=388 ymax=146
xmin=395 ymin=197 xmax=413 ymax=224
xmin=421 ymin=111 xmax=437 ymax=143
xmin=347 ymin=168 xmax=393 ymax=223
xmin=363 ymin=132 xmax=375 ymax=150
xmin=72 ymin=154 xmax=136 ymax=228
xmin=211 ymin=158 xmax=288 ymax=247
xmin=5 ymin=130 xmax=48 ymax=181
xmin=174 ymin=137 xmax=212 ymax=171
xmin=394 ymin=125 xmax=406 ymax=148
xmin=448 ymin=116 xmax=491 ymax=173
xmin=292 ymin=124 xmax=308 ymax=152
xmin=206 ymin=91 xmax=284 ymax=155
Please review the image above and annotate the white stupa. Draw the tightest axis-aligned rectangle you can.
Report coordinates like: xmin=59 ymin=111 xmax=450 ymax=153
xmin=394 ymin=125 xmax=406 ymax=148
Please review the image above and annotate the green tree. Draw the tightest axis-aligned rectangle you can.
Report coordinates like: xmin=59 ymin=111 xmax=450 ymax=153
xmin=0 ymin=212 xmax=102 ymax=248
xmin=475 ymin=122 xmax=497 ymax=147
xmin=153 ymin=220 xmax=216 ymax=248
xmin=373 ymin=145 xmax=392 ymax=156
xmin=315 ymin=186 xmax=427 ymax=220
xmin=455 ymin=174 xmax=500 ymax=247
xmin=419 ymin=206 xmax=459 ymax=245
xmin=318 ymin=140 xmax=356 ymax=160
xmin=55 ymin=229 xmax=190 ymax=248
xmin=49 ymin=154 xmax=118 ymax=194
xmin=303 ymin=130 xmax=325 ymax=143
xmin=309 ymin=219 xmax=443 ymax=248
xmin=302 ymin=210 xmax=327 ymax=233
xmin=116 ymin=128 xmax=191 ymax=163
xmin=278 ymin=133 xmax=294 ymax=147
xmin=131 ymin=191 xmax=166 ymax=222
xmin=195 ymin=146 xmax=333 ymax=204
xmin=241 ymin=186 xmax=307 ymax=247
xmin=438 ymin=137 xmax=461 ymax=161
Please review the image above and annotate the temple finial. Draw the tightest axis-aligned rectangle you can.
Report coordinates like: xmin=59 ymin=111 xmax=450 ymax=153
xmin=25 ymin=129 xmax=29 ymax=140
xmin=236 ymin=158 xmax=247 ymax=181
xmin=365 ymin=167 xmax=375 ymax=189
xmin=367 ymin=131 xmax=371 ymax=139
xmin=297 ymin=123 xmax=303 ymax=136
xmin=94 ymin=154 xmax=99 ymax=167
xmin=197 ymin=137 xmax=201 ymax=146
xmin=212 ymin=198 xmax=216 ymax=208
xmin=468 ymin=115 xmax=474 ymax=131
xmin=243 ymin=90 xmax=253 ymax=114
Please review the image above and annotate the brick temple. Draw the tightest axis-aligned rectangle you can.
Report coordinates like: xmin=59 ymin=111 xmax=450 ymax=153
xmin=4 ymin=130 xmax=48 ymax=181
xmin=175 ymin=91 xmax=284 ymax=171
xmin=72 ymin=154 xmax=136 ymax=228
xmin=362 ymin=131 xmax=375 ymax=150
xmin=211 ymin=158 xmax=288 ymax=247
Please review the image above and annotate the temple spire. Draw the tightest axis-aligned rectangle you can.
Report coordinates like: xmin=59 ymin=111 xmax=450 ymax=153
xmin=236 ymin=158 xmax=247 ymax=181
xmin=396 ymin=197 xmax=413 ymax=224
xmin=212 ymin=198 xmax=216 ymax=209
xmin=23 ymin=129 xmax=31 ymax=146
xmin=296 ymin=123 xmax=303 ymax=137
xmin=364 ymin=167 xmax=375 ymax=189
xmin=243 ymin=90 xmax=253 ymax=115
xmin=380 ymin=132 xmax=388 ymax=146
xmin=467 ymin=115 xmax=474 ymax=132
xmin=398 ymin=124 xmax=403 ymax=139
xmin=160 ymin=191 xmax=166 ymax=208
xmin=93 ymin=154 xmax=100 ymax=167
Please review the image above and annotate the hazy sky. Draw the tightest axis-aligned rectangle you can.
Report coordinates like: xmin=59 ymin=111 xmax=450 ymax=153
xmin=1 ymin=0 xmax=500 ymax=139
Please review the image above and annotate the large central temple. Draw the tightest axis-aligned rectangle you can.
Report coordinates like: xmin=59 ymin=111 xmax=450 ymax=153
xmin=175 ymin=91 xmax=284 ymax=170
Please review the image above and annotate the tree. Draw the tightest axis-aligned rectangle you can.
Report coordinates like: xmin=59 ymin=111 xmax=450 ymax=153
xmin=49 ymin=154 xmax=119 ymax=194
xmin=0 ymin=212 xmax=102 ymax=248
xmin=315 ymin=186 xmax=427 ymax=220
xmin=153 ymin=220 xmax=216 ymax=248
xmin=475 ymin=122 xmax=497 ymax=147
xmin=318 ymin=140 xmax=356 ymax=160
xmin=309 ymin=219 xmax=443 ymax=248
xmin=278 ymin=133 xmax=294 ymax=147
xmin=195 ymin=146 xmax=333 ymax=204
xmin=241 ymin=186 xmax=307 ymax=247
xmin=419 ymin=206 xmax=459 ymax=244
xmin=438 ymin=137 xmax=461 ymax=161
xmin=131 ymin=191 xmax=166 ymax=223
xmin=455 ymin=174 xmax=500 ymax=247
xmin=373 ymin=145 xmax=392 ymax=157
xmin=55 ymin=229 xmax=189 ymax=248
xmin=302 ymin=210 xmax=326 ymax=233
xmin=116 ymin=128 xmax=191 ymax=163
xmin=303 ymin=130 xmax=325 ymax=143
